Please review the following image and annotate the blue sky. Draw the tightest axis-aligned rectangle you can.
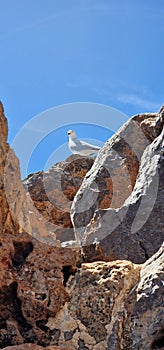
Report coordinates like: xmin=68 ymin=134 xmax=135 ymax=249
xmin=0 ymin=0 xmax=163 ymax=177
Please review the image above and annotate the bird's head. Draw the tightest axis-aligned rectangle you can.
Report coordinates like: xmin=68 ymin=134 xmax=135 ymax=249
xmin=67 ymin=130 xmax=77 ymax=139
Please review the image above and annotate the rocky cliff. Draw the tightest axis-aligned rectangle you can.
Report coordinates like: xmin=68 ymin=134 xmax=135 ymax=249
xmin=0 ymin=101 xmax=163 ymax=350
xmin=71 ymin=107 xmax=164 ymax=263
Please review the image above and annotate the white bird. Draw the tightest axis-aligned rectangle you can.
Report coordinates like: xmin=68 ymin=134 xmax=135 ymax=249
xmin=67 ymin=130 xmax=101 ymax=156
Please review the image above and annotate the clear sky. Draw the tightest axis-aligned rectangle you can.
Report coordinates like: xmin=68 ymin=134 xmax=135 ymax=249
xmin=0 ymin=0 xmax=163 ymax=178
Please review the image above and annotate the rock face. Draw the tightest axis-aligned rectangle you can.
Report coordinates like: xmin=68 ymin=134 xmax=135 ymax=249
xmin=123 ymin=243 xmax=164 ymax=350
xmin=0 ymin=232 xmax=78 ymax=348
xmin=23 ymin=155 xmax=94 ymax=243
xmin=0 ymin=102 xmax=18 ymax=234
xmin=2 ymin=99 xmax=93 ymax=246
xmin=0 ymin=101 xmax=58 ymax=244
xmin=0 ymin=101 xmax=164 ymax=350
xmin=37 ymin=244 xmax=163 ymax=350
xmin=71 ymin=108 xmax=164 ymax=263
xmin=0 ymin=233 xmax=164 ymax=349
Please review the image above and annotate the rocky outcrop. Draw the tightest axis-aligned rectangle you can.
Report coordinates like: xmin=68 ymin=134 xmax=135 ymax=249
xmin=0 ymin=102 xmax=18 ymax=234
xmin=0 ymin=101 xmax=164 ymax=350
xmin=71 ymin=107 xmax=164 ymax=263
xmin=23 ymin=155 xmax=94 ymax=243
xmin=36 ymin=243 xmax=163 ymax=350
xmin=122 ymin=243 xmax=164 ymax=350
xmin=0 ymin=232 xmax=78 ymax=348
xmin=1 ymin=98 xmax=91 ymax=246
xmin=0 ymin=232 xmax=163 ymax=349
xmin=0 ymin=102 xmax=58 ymax=244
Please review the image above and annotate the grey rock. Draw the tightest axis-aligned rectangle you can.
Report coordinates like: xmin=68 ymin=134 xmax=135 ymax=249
xmin=71 ymin=108 xmax=164 ymax=263
xmin=122 ymin=243 xmax=164 ymax=350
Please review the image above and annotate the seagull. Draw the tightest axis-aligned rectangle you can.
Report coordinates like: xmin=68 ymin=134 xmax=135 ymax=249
xmin=67 ymin=130 xmax=101 ymax=156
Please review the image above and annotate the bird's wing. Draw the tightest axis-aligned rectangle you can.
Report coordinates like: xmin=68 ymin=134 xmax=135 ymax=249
xmin=79 ymin=140 xmax=100 ymax=150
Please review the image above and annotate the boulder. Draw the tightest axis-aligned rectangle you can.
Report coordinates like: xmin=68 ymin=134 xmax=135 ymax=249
xmin=71 ymin=107 xmax=164 ymax=263
xmin=23 ymin=155 xmax=94 ymax=243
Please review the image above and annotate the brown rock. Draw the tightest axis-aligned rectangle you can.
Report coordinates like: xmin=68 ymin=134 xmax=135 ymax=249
xmin=2 ymin=345 xmax=73 ymax=350
xmin=0 ymin=232 xmax=78 ymax=348
xmin=23 ymin=155 xmax=94 ymax=243
xmin=4 ymin=145 xmax=59 ymax=245
xmin=1 ymin=101 xmax=164 ymax=350
xmin=43 ymin=259 xmax=140 ymax=349
xmin=68 ymin=260 xmax=141 ymax=344
xmin=0 ymin=102 xmax=8 ymax=142
xmin=1 ymin=101 xmax=90 ymax=245
xmin=42 ymin=245 xmax=164 ymax=350
xmin=0 ymin=102 xmax=57 ymax=244
xmin=0 ymin=101 xmax=15 ymax=234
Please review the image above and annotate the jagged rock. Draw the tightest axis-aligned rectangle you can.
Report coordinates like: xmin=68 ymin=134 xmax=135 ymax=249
xmin=0 ymin=101 xmax=164 ymax=350
xmin=1 ymin=102 xmax=92 ymax=246
xmin=122 ymin=243 xmax=164 ymax=350
xmin=0 ymin=102 xmax=17 ymax=234
xmin=28 ymin=244 xmax=164 ymax=349
xmin=0 ymin=232 xmax=78 ymax=348
xmin=37 ymin=244 xmax=163 ymax=350
xmin=71 ymin=107 xmax=164 ymax=263
xmin=66 ymin=259 xmax=141 ymax=349
xmin=23 ymin=155 xmax=94 ymax=243
xmin=0 ymin=102 xmax=57 ymax=244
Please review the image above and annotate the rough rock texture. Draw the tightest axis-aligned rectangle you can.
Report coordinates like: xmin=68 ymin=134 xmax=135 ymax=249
xmin=23 ymin=155 xmax=94 ymax=243
xmin=122 ymin=243 xmax=164 ymax=350
xmin=1 ymin=100 xmax=93 ymax=246
xmin=2 ymin=345 xmax=73 ymax=350
xmin=1 ymin=234 xmax=163 ymax=349
xmin=0 ymin=102 xmax=18 ymax=234
xmin=71 ymin=107 xmax=164 ymax=263
xmin=0 ymin=101 xmax=164 ymax=350
xmin=0 ymin=102 xmax=58 ymax=244
xmin=0 ymin=232 xmax=78 ymax=348
xmin=39 ymin=244 xmax=163 ymax=350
